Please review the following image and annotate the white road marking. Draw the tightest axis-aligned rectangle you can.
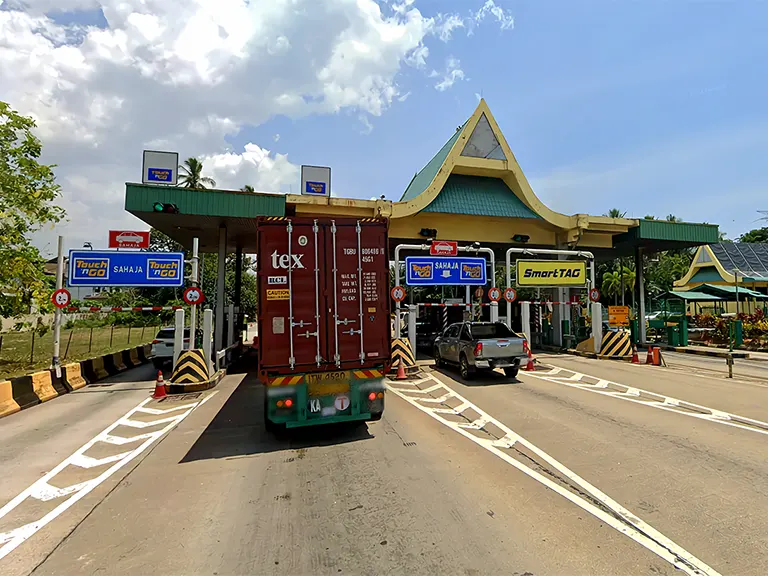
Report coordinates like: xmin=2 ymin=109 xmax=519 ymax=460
xmin=0 ymin=392 xmax=217 ymax=561
xmin=523 ymin=365 xmax=768 ymax=436
xmin=388 ymin=374 xmax=720 ymax=576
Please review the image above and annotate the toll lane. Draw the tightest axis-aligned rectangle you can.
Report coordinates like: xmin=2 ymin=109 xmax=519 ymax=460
xmin=427 ymin=360 xmax=768 ymax=575
xmin=27 ymin=373 xmax=676 ymax=576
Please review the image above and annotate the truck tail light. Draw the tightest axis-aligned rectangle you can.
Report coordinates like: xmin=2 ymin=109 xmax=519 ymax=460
xmin=284 ymin=398 xmax=293 ymax=408
xmin=474 ymin=342 xmax=483 ymax=357
xmin=522 ymin=339 xmax=529 ymax=353
xmin=368 ymin=392 xmax=376 ymax=401
xmin=152 ymin=339 xmax=160 ymax=345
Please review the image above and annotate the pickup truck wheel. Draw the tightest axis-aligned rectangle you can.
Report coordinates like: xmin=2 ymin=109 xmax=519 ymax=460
xmin=433 ymin=347 xmax=443 ymax=367
xmin=503 ymin=366 xmax=519 ymax=378
xmin=460 ymin=354 xmax=474 ymax=380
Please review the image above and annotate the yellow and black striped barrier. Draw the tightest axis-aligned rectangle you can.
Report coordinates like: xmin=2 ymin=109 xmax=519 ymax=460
xmin=390 ymin=338 xmax=416 ymax=373
xmin=598 ymin=330 xmax=633 ymax=360
xmin=168 ymin=349 xmax=217 ymax=393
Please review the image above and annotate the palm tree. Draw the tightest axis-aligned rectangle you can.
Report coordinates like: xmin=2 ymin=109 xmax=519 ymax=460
xmin=644 ymin=215 xmax=656 ymax=220
xmin=241 ymin=185 xmax=255 ymax=193
xmin=665 ymin=214 xmax=680 ymax=223
xmin=602 ymin=271 xmax=621 ymax=305
xmin=605 ymin=208 xmax=627 ymax=218
xmin=622 ymin=265 xmax=636 ymax=308
xmin=178 ymin=157 xmax=216 ymax=189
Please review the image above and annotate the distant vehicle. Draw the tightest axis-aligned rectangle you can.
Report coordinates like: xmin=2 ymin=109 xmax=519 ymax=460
xmin=434 ymin=321 xmax=528 ymax=380
xmin=116 ymin=232 xmax=144 ymax=244
xmin=151 ymin=327 xmax=190 ymax=369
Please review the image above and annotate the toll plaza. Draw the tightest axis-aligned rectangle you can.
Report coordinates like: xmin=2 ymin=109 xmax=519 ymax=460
xmin=124 ymin=99 xmax=719 ymax=357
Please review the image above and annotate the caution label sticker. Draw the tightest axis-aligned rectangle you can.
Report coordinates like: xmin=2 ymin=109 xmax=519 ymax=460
xmin=267 ymin=289 xmax=290 ymax=300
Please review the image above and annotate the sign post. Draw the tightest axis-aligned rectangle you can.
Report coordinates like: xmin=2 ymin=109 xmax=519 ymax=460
xmin=188 ymin=238 xmax=200 ymax=349
xmin=51 ymin=236 xmax=64 ymax=373
xmin=608 ymin=305 xmax=630 ymax=328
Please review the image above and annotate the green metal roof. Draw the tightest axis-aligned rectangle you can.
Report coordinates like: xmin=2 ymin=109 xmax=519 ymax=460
xmin=697 ymin=283 xmax=767 ymax=299
xmin=125 ymin=183 xmax=285 ymax=218
xmin=629 ymin=219 xmax=719 ymax=243
xmin=662 ymin=291 xmax=723 ymax=301
xmin=688 ymin=267 xmax=726 ymax=284
xmin=400 ymin=125 xmax=465 ymax=202
xmin=423 ymin=175 xmax=541 ymax=218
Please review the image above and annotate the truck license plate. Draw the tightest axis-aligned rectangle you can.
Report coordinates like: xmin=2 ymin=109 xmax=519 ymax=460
xmin=307 ymin=371 xmax=350 ymax=397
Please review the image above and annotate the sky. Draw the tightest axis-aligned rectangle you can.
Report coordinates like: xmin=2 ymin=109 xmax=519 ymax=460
xmin=1 ymin=0 xmax=767 ymax=257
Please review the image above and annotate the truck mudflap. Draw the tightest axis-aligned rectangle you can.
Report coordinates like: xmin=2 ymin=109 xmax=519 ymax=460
xmin=265 ymin=376 xmax=386 ymax=428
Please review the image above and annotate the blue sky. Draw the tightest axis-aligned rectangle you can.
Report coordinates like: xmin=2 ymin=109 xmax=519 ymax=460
xmin=2 ymin=0 xmax=766 ymax=254
xmin=233 ymin=0 xmax=768 ymax=238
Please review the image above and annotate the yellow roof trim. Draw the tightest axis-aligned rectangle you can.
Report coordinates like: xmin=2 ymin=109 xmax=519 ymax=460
xmin=390 ymin=99 xmax=575 ymax=230
xmin=674 ymin=245 xmax=735 ymax=287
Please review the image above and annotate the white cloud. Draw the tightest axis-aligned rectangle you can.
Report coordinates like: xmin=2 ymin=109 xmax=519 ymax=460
xmin=359 ymin=115 xmax=374 ymax=135
xmin=0 ymin=0 xmax=516 ymax=254
xmin=471 ymin=0 xmax=514 ymax=32
xmin=434 ymin=13 xmax=465 ymax=42
xmin=204 ymin=143 xmax=299 ymax=193
xmin=433 ymin=56 xmax=465 ymax=92
xmin=398 ymin=91 xmax=412 ymax=102
xmin=273 ymin=133 xmax=280 ymax=142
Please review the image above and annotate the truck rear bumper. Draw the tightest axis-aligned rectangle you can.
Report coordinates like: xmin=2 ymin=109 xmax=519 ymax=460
xmin=285 ymin=411 xmax=372 ymax=428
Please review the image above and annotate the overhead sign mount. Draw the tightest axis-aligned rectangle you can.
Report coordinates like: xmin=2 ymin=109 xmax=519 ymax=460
xmin=142 ymin=150 xmax=179 ymax=185
xmin=516 ymin=260 xmax=587 ymax=287
xmin=67 ymin=250 xmax=184 ymax=287
xmin=405 ymin=256 xmax=487 ymax=286
xmin=300 ymin=165 xmax=331 ymax=197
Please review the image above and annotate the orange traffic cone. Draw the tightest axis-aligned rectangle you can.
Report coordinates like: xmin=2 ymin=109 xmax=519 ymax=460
xmin=524 ymin=342 xmax=536 ymax=372
xmin=395 ymin=360 xmax=407 ymax=380
xmin=631 ymin=345 xmax=640 ymax=364
xmin=645 ymin=346 xmax=654 ymax=365
xmin=152 ymin=370 xmax=167 ymax=399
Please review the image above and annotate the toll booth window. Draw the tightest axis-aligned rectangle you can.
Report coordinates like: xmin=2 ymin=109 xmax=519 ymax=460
xmin=471 ymin=323 xmax=514 ymax=339
xmin=459 ymin=325 xmax=472 ymax=341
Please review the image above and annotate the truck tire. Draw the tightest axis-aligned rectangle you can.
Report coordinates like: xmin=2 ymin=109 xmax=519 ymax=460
xmin=369 ymin=411 xmax=383 ymax=421
xmin=460 ymin=354 xmax=474 ymax=380
xmin=503 ymin=366 xmax=519 ymax=378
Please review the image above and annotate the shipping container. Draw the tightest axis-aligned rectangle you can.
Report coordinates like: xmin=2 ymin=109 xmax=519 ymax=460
xmin=256 ymin=217 xmax=390 ymax=428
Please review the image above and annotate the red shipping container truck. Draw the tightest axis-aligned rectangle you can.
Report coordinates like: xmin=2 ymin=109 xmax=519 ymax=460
xmin=257 ymin=217 xmax=391 ymax=428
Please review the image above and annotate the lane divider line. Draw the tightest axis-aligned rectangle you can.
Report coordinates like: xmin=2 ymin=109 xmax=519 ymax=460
xmin=388 ymin=374 xmax=720 ymax=576
xmin=523 ymin=364 xmax=768 ymax=436
xmin=0 ymin=391 xmax=217 ymax=562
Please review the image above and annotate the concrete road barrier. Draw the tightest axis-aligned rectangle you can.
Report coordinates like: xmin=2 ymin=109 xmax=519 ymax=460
xmin=62 ymin=363 xmax=87 ymax=391
xmin=0 ymin=379 xmax=20 ymax=418
xmin=31 ymin=370 xmax=58 ymax=403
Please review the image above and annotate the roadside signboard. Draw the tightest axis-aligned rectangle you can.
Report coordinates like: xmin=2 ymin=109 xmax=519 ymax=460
xmin=488 ymin=287 xmax=501 ymax=302
xmin=390 ymin=286 xmax=406 ymax=302
xmin=515 ymin=260 xmax=587 ymax=287
xmin=429 ymin=241 xmax=458 ymax=257
xmin=589 ymin=287 xmax=601 ymax=302
xmin=183 ymin=287 xmax=205 ymax=305
xmin=67 ymin=250 xmax=184 ymax=287
xmin=51 ymin=288 xmax=71 ymax=309
xmin=142 ymin=150 xmax=178 ymax=185
xmin=608 ymin=305 xmax=630 ymax=327
xmin=504 ymin=287 xmax=517 ymax=303
xmin=301 ymin=165 xmax=331 ymax=197
xmin=405 ymin=256 xmax=486 ymax=286
xmin=474 ymin=287 xmax=484 ymax=299
xmin=109 ymin=230 xmax=150 ymax=249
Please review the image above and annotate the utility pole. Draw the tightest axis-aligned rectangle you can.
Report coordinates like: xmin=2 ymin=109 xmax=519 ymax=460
xmin=51 ymin=235 xmax=64 ymax=373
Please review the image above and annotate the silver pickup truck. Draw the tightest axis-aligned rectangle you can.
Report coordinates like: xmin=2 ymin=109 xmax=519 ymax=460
xmin=433 ymin=321 xmax=528 ymax=379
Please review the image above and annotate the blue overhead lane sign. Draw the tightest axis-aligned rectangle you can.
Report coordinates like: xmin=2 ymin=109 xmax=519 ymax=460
xmin=405 ymin=256 xmax=487 ymax=286
xmin=68 ymin=251 xmax=184 ymax=287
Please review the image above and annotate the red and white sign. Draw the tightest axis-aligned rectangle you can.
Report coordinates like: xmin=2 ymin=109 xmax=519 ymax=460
xmin=474 ymin=287 xmax=484 ymax=299
xmin=334 ymin=395 xmax=350 ymax=411
xmin=589 ymin=287 xmax=601 ymax=303
xmin=429 ymin=240 xmax=458 ymax=256
xmin=391 ymin=286 xmax=406 ymax=302
xmin=183 ymin=287 xmax=205 ymax=305
xmin=109 ymin=230 xmax=150 ymax=249
xmin=488 ymin=287 xmax=502 ymax=302
xmin=504 ymin=287 xmax=517 ymax=303
xmin=51 ymin=288 xmax=71 ymax=309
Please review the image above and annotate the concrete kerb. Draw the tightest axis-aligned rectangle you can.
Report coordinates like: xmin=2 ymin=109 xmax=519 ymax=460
xmin=0 ymin=343 xmax=155 ymax=420
xmin=166 ymin=369 xmax=225 ymax=394
xmin=652 ymin=343 xmax=749 ymax=359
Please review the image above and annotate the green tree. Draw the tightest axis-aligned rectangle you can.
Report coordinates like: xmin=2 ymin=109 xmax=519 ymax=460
xmin=241 ymin=185 xmax=254 ymax=193
xmin=178 ymin=157 xmax=216 ymax=189
xmin=605 ymin=208 xmax=627 ymax=218
xmin=0 ymin=102 xmax=66 ymax=317
xmin=665 ymin=214 xmax=680 ymax=223
xmin=602 ymin=271 xmax=621 ymax=305
xmin=738 ymin=227 xmax=768 ymax=243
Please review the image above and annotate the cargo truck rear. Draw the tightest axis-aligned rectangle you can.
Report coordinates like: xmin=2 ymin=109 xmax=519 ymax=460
xmin=256 ymin=217 xmax=391 ymax=428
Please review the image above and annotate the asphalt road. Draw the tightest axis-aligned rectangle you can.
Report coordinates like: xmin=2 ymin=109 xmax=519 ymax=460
xmin=2 ymin=353 xmax=768 ymax=575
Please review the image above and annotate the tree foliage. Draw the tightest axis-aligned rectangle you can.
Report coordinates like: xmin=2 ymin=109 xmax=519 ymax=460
xmin=738 ymin=227 xmax=768 ymax=243
xmin=178 ymin=157 xmax=216 ymax=189
xmin=0 ymin=101 xmax=65 ymax=317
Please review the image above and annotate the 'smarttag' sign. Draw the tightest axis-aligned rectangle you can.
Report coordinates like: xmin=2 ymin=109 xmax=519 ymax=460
xmin=515 ymin=260 xmax=587 ymax=287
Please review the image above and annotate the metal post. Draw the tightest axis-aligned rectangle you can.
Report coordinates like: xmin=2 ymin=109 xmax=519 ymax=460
xmin=734 ymin=271 xmax=740 ymax=315
xmin=202 ymin=308 xmax=213 ymax=373
xmin=636 ymin=247 xmax=647 ymax=345
xmin=127 ymin=325 xmax=132 ymax=344
xmin=215 ymin=225 xmax=227 ymax=357
xmin=234 ymin=245 xmax=243 ymax=311
xmin=64 ymin=330 xmax=73 ymax=359
xmin=227 ymin=303 xmax=235 ymax=347
xmin=490 ymin=301 xmax=499 ymax=322
xmin=521 ymin=301 xmax=531 ymax=344
xmin=189 ymin=237 xmax=199 ymax=350
xmin=109 ymin=325 xmax=114 ymax=347
xmin=173 ymin=308 xmax=185 ymax=367
xmin=408 ymin=304 xmax=417 ymax=352
xmin=51 ymin=235 xmax=64 ymax=372
xmin=88 ymin=327 xmax=93 ymax=353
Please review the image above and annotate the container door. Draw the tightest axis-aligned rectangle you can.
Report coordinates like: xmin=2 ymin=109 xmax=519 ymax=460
xmin=325 ymin=220 xmax=390 ymax=370
xmin=259 ymin=221 xmax=326 ymax=371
